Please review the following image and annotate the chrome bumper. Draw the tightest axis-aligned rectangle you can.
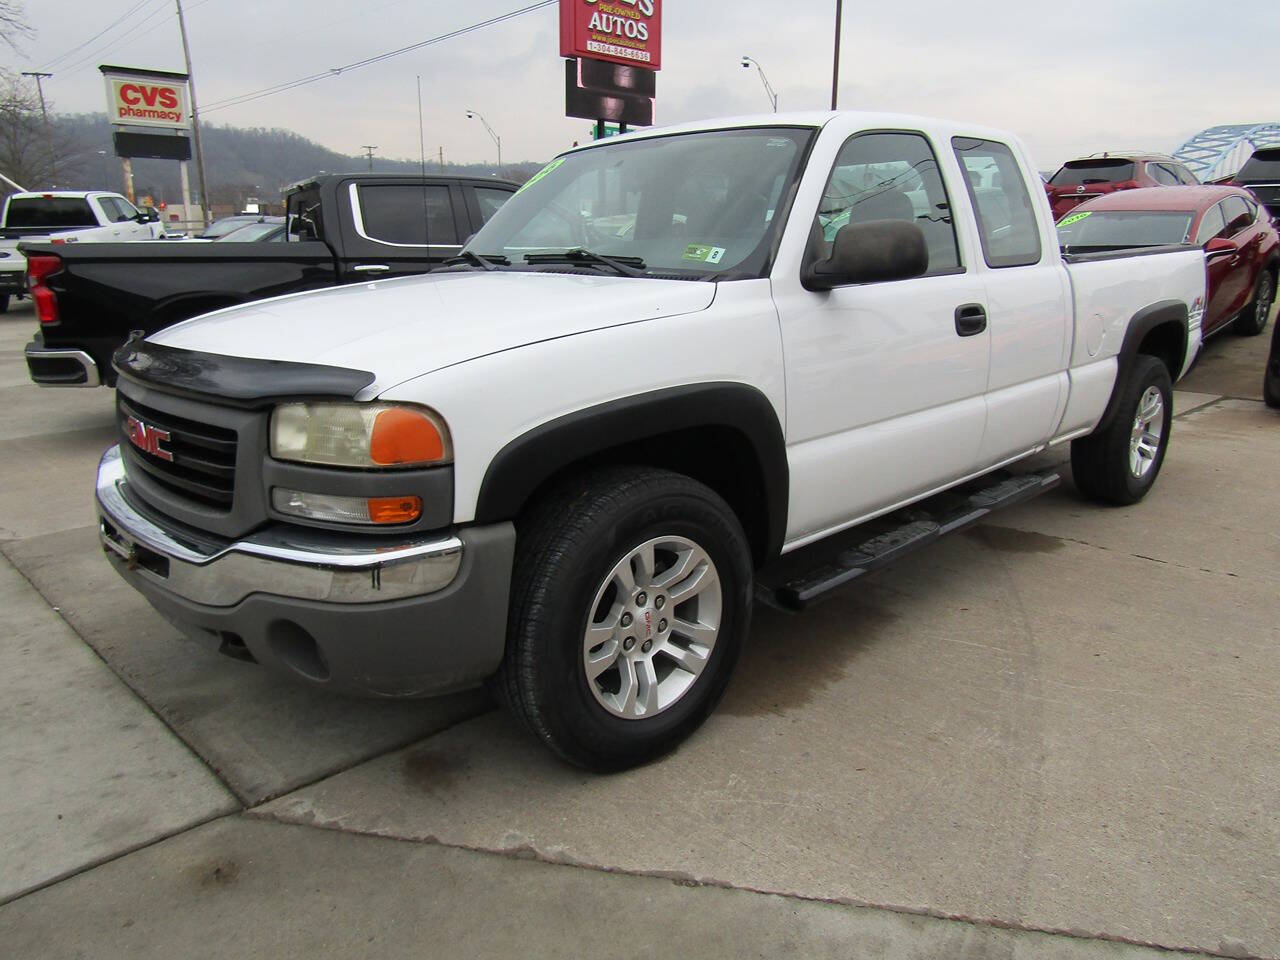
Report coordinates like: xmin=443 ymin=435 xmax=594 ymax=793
xmin=24 ymin=339 xmax=101 ymax=387
xmin=95 ymin=446 xmax=463 ymax=607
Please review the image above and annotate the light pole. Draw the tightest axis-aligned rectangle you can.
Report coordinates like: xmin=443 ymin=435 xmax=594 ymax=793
xmin=740 ymin=56 xmax=778 ymax=113
xmin=97 ymin=150 xmax=109 ymax=187
xmin=831 ymin=0 xmax=843 ymax=110
xmin=465 ymin=110 xmax=501 ymax=172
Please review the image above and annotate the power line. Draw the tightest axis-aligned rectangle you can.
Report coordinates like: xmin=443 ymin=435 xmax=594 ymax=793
xmin=37 ymin=0 xmax=165 ymax=71
xmin=202 ymin=1 xmax=556 ymax=114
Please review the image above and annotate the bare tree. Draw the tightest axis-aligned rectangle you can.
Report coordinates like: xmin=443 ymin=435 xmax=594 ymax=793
xmin=0 ymin=70 xmax=80 ymax=190
xmin=0 ymin=1 xmax=32 ymax=52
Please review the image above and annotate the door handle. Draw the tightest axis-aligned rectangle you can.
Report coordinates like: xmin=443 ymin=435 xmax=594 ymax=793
xmin=954 ymin=303 xmax=987 ymax=337
xmin=352 ymin=264 xmax=391 ymax=274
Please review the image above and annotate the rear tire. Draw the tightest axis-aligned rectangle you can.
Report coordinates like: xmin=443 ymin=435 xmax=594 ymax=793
xmin=495 ymin=466 xmax=752 ymax=771
xmin=1234 ymin=269 xmax=1274 ymax=336
xmin=0 ymin=294 xmax=9 ymax=314
xmin=1264 ymin=314 xmax=1280 ymax=409
xmin=1071 ymin=354 xmax=1173 ymax=505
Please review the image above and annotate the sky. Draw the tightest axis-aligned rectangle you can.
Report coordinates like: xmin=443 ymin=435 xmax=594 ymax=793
xmin=5 ymin=0 xmax=1280 ymax=172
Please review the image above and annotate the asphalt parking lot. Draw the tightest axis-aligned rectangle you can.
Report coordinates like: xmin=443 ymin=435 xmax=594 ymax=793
xmin=0 ymin=297 xmax=1277 ymax=959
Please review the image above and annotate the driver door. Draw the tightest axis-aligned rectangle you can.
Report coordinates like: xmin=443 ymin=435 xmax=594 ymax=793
xmin=772 ymin=130 xmax=991 ymax=545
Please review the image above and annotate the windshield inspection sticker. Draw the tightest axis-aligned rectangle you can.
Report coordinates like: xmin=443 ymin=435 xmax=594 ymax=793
xmin=682 ymin=243 xmax=726 ymax=264
xmin=1058 ymin=211 xmax=1092 ymax=227
xmin=516 ymin=157 xmax=566 ymax=194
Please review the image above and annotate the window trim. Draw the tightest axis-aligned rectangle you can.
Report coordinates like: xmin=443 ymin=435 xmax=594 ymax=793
xmin=952 ymin=135 xmax=1044 ymax=269
xmin=801 ymin=126 xmax=967 ymax=286
xmin=347 ymin=182 xmax=461 ymax=249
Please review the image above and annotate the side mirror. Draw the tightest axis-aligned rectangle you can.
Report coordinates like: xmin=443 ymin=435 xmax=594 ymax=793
xmin=803 ymin=219 xmax=929 ymax=291
xmin=1204 ymin=236 xmax=1237 ymax=259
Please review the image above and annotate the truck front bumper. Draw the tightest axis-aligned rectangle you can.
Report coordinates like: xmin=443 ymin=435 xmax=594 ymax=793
xmin=25 ymin=332 xmax=101 ymax=387
xmin=95 ymin=445 xmax=515 ymax=697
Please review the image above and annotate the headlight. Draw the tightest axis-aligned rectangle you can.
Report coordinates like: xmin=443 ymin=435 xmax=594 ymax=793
xmin=270 ymin=402 xmax=451 ymax=468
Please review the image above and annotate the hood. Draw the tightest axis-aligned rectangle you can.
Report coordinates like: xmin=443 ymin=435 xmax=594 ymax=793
xmin=150 ymin=270 xmax=717 ymax=394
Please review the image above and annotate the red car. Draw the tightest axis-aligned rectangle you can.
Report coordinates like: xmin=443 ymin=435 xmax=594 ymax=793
xmin=1045 ymin=153 xmax=1198 ymax=221
xmin=1057 ymin=186 xmax=1278 ymax=337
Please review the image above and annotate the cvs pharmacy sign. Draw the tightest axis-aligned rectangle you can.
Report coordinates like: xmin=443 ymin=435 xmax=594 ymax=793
xmin=560 ymin=0 xmax=662 ymax=70
xmin=101 ymin=65 xmax=191 ymax=131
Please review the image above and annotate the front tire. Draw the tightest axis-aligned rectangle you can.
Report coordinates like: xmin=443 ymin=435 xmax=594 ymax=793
xmin=1234 ymin=269 xmax=1274 ymax=336
xmin=495 ymin=467 xmax=753 ymax=771
xmin=1071 ymin=354 xmax=1173 ymax=505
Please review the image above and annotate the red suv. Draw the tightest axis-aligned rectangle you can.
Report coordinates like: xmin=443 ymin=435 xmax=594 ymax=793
xmin=1046 ymin=154 xmax=1198 ymax=221
xmin=1057 ymin=186 xmax=1277 ymax=337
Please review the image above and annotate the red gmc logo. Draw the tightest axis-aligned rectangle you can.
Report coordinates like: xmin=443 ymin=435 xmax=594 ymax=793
xmin=125 ymin=415 xmax=173 ymax=462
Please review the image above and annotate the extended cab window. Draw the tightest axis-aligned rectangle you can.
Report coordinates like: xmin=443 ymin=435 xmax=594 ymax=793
xmin=355 ymin=183 xmax=458 ymax=246
xmin=813 ymin=131 xmax=960 ymax=277
xmin=953 ymin=137 xmax=1042 ymax=268
xmin=5 ymin=197 xmax=97 ymax=228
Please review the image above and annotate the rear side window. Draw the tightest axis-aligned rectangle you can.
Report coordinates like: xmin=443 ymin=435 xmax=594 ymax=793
xmin=1194 ymin=204 xmax=1226 ymax=245
xmin=1171 ymin=164 xmax=1199 ymax=185
xmin=953 ymin=137 xmax=1042 ymax=268
xmin=355 ymin=184 xmax=458 ymax=246
xmin=1049 ymin=159 xmax=1135 ymax=186
xmin=99 ymin=197 xmax=134 ymax=223
xmin=813 ymin=130 xmax=961 ymax=277
xmin=1146 ymin=163 xmax=1181 ymax=186
xmin=5 ymin=197 xmax=97 ymax=228
xmin=1236 ymin=149 xmax=1280 ymax=182
xmin=1221 ymin=196 xmax=1253 ymax=234
xmin=475 ymin=187 xmax=513 ymax=225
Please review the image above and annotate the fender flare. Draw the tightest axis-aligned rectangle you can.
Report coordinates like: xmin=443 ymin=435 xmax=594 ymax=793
xmin=1095 ymin=299 xmax=1188 ymax=434
xmin=474 ymin=382 xmax=789 ymax=560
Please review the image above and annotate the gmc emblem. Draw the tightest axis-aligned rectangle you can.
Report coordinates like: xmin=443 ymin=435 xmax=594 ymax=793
xmin=125 ymin=415 xmax=173 ymax=462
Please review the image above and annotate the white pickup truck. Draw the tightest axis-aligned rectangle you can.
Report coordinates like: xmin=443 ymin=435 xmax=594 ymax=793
xmin=0 ymin=190 xmax=161 ymax=310
xmin=96 ymin=111 xmax=1208 ymax=770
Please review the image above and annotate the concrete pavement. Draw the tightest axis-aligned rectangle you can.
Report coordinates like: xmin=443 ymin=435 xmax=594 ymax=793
xmin=0 ymin=299 xmax=1277 ymax=958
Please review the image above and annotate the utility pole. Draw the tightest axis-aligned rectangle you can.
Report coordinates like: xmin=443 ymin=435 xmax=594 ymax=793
xmin=22 ymin=71 xmax=55 ymax=178
xmin=176 ymin=0 xmax=211 ymax=226
xmin=831 ymin=0 xmax=843 ymax=110
xmin=438 ymin=147 xmax=445 ymax=174
xmin=360 ymin=145 xmax=378 ymax=171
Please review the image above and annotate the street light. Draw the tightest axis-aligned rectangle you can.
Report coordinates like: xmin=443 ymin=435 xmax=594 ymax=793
xmin=465 ymin=110 xmax=502 ymax=172
xmin=740 ymin=56 xmax=778 ymax=113
xmin=97 ymin=150 xmax=109 ymax=187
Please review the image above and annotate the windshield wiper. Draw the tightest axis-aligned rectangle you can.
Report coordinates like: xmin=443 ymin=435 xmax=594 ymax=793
xmin=524 ymin=248 xmax=647 ymax=277
xmin=445 ymin=251 xmax=509 ymax=270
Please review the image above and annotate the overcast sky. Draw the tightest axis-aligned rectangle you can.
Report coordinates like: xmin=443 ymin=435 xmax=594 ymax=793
xmin=8 ymin=0 xmax=1280 ymax=170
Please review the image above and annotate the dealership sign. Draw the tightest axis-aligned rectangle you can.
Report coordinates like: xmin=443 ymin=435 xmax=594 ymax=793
xmin=560 ymin=0 xmax=662 ymax=70
xmin=100 ymin=65 xmax=191 ymax=131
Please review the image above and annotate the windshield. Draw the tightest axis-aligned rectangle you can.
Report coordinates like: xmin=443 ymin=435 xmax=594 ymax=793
xmin=215 ymin=220 xmax=284 ymax=242
xmin=1057 ymin=210 xmax=1193 ymax=249
xmin=199 ymin=217 xmax=257 ymax=239
xmin=464 ymin=127 xmax=814 ymax=279
xmin=5 ymin=197 xmax=96 ymax=229
xmin=1050 ymin=159 xmax=1136 ymax=186
xmin=1236 ymin=149 xmax=1280 ymax=183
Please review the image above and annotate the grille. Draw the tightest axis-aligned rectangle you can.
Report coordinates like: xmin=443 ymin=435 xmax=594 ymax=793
xmin=118 ymin=394 xmax=238 ymax=510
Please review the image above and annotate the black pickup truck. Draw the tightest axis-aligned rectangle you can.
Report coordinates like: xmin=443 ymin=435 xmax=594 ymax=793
xmin=23 ymin=173 xmax=519 ymax=386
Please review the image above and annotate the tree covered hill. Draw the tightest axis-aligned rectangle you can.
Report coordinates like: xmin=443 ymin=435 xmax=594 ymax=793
xmin=16 ymin=112 xmax=543 ymax=207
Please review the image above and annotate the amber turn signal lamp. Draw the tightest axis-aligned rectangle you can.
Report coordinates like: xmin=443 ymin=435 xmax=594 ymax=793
xmin=367 ymin=496 xmax=423 ymax=525
xmin=369 ymin=408 xmax=447 ymax=466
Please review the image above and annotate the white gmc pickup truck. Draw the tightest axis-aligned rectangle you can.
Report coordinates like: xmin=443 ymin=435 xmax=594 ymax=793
xmin=96 ymin=112 xmax=1208 ymax=770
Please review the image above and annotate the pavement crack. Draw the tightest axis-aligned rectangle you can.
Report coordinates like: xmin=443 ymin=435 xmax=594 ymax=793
xmin=246 ymin=808 xmax=1270 ymax=960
